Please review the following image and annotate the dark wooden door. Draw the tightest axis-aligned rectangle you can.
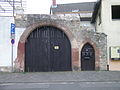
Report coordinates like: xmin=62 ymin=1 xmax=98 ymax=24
xmin=25 ymin=26 xmax=71 ymax=72
xmin=81 ymin=43 xmax=95 ymax=71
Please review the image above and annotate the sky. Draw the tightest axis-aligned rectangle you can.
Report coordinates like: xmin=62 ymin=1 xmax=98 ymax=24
xmin=26 ymin=0 xmax=97 ymax=14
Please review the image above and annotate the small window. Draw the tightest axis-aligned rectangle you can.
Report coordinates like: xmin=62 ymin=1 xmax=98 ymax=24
xmin=112 ymin=5 xmax=120 ymax=19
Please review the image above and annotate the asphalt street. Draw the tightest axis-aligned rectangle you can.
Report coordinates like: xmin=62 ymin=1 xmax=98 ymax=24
xmin=0 ymin=71 xmax=120 ymax=90
xmin=0 ymin=82 xmax=120 ymax=90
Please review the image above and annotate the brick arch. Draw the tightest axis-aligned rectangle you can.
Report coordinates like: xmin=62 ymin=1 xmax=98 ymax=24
xmin=15 ymin=21 xmax=78 ymax=72
xmin=79 ymin=38 xmax=100 ymax=70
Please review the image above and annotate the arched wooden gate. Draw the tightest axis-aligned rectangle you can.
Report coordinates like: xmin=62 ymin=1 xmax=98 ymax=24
xmin=25 ymin=26 xmax=72 ymax=72
xmin=81 ymin=43 xmax=95 ymax=71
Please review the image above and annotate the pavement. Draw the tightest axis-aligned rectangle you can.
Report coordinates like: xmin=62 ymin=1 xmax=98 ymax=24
xmin=0 ymin=71 xmax=120 ymax=83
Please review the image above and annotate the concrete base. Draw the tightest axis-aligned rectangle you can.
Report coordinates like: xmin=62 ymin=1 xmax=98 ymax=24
xmin=0 ymin=67 xmax=12 ymax=72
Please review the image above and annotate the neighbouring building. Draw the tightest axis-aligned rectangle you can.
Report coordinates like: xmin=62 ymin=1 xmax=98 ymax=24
xmin=91 ymin=0 xmax=120 ymax=71
xmin=50 ymin=1 xmax=96 ymax=30
xmin=0 ymin=0 xmax=26 ymax=72
xmin=0 ymin=16 xmax=14 ymax=72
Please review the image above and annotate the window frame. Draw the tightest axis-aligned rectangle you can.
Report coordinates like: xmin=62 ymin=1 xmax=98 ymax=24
xmin=111 ymin=5 xmax=120 ymax=20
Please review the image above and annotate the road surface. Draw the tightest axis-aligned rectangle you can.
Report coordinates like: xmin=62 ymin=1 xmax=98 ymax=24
xmin=0 ymin=81 xmax=120 ymax=90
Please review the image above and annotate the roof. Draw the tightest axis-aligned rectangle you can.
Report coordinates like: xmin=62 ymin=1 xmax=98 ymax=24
xmin=91 ymin=0 xmax=101 ymax=23
xmin=51 ymin=2 xmax=96 ymax=14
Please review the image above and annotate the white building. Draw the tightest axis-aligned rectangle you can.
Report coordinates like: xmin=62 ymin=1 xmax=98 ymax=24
xmin=0 ymin=16 xmax=14 ymax=72
xmin=0 ymin=0 xmax=26 ymax=72
xmin=91 ymin=0 xmax=120 ymax=71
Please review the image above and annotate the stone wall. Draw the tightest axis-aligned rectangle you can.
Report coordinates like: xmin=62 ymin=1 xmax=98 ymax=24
xmin=15 ymin=14 xmax=107 ymax=71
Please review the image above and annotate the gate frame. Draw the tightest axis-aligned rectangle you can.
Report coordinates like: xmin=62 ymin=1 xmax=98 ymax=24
xmin=15 ymin=21 xmax=79 ymax=72
xmin=80 ymin=39 xmax=100 ymax=70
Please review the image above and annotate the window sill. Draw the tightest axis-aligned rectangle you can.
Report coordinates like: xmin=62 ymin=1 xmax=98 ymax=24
xmin=112 ymin=19 xmax=120 ymax=21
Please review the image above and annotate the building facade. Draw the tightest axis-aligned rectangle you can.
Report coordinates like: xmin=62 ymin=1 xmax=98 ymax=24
xmin=14 ymin=14 xmax=107 ymax=72
xmin=0 ymin=1 xmax=109 ymax=72
xmin=0 ymin=14 xmax=107 ymax=72
xmin=91 ymin=0 xmax=120 ymax=70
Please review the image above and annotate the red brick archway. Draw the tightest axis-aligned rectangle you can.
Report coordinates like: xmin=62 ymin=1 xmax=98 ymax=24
xmin=80 ymin=38 xmax=100 ymax=70
xmin=15 ymin=21 xmax=79 ymax=72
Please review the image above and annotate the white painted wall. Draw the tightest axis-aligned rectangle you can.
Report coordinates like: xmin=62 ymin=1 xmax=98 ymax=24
xmin=96 ymin=0 xmax=120 ymax=70
xmin=0 ymin=17 xmax=14 ymax=66
xmin=102 ymin=0 xmax=120 ymax=46
xmin=0 ymin=16 xmax=25 ymax=69
xmin=95 ymin=11 xmax=103 ymax=32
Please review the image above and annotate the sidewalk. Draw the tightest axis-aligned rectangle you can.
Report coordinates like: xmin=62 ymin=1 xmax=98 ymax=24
xmin=0 ymin=71 xmax=120 ymax=83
